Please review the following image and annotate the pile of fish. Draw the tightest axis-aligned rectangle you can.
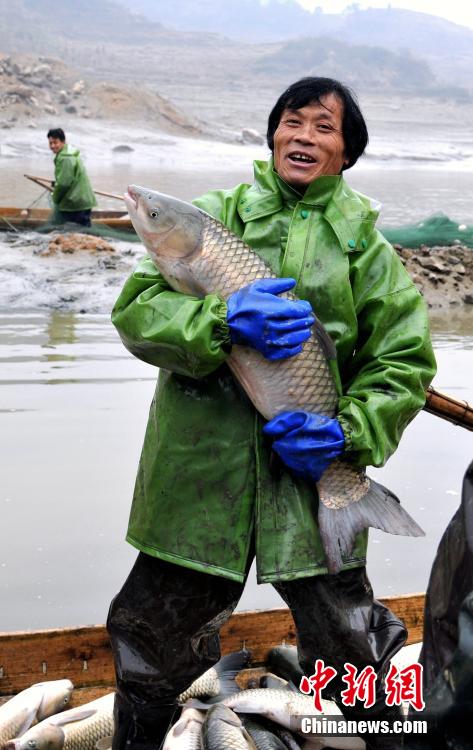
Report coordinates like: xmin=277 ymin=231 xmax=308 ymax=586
xmin=1 ymin=644 xmax=420 ymax=750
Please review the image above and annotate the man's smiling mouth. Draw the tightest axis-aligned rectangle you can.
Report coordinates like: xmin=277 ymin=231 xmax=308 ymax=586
xmin=288 ymin=152 xmax=316 ymax=164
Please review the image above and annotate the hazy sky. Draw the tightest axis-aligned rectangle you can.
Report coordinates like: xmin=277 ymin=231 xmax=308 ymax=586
xmin=294 ymin=0 xmax=473 ymax=30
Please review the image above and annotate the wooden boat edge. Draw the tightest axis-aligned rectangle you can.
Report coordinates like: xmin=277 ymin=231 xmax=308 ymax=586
xmin=0 ymin=594 xmax=425 ymax=698
xmin=0 ymin=206 xmax=134 ymax=231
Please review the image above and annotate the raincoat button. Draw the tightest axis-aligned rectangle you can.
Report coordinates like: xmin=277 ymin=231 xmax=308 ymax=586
xmin=245 ymin=207 xmax=251 ymax=213
xmin=240 ymin=199 xmax=247 ymax=204
xmin=361 ymin=239 xmax=367 ymax=249
xmin=348 ymin=239 xmax=356 ymax=248
xmin=300 ymin=209 xmax=309 ymax=219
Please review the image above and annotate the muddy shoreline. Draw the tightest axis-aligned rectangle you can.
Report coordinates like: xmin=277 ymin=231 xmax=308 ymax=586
xmin=0 ymin=229 xmax=471 ymax=314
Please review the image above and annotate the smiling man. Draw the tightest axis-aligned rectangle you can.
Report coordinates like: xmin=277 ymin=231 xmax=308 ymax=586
xmin=108 ymin=78 xmax=436 ymax=750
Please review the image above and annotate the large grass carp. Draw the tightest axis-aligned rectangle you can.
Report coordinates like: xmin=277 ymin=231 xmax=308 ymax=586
xmin=124 ymin=185 xmax=424 ymax=573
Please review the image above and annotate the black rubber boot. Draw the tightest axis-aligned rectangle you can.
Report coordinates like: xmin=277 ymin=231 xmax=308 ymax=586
xmin=107 ymin=553 xmax=245 ymax=750
xmin=111 ymin=692 xmax=179 ymax=750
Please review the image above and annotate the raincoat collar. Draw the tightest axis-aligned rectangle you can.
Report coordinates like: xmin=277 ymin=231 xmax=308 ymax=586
xmin=238 ymin=158 xmax=380 ymax=253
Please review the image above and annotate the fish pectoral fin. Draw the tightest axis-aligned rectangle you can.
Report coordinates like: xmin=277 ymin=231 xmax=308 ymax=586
xmin=48 ymin=706 xmax=97 ymax=726
xmin=170 ymin=715 xmax=191 ymax=737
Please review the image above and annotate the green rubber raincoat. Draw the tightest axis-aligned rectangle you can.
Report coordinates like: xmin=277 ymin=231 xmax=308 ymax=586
xmin=112 ymin=159 xmax=436 ymax=583
xmin=52 ymin=144 xmax=97 ymax=212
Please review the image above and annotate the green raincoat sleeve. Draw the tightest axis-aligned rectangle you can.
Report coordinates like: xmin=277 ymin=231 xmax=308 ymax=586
xmin=111 ymin=255 xmax=231 ymax=378
xmin=337 ymin=229 xmax=437 ymax=468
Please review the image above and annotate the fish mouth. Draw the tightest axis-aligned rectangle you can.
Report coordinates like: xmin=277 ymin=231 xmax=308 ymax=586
xmin=124 ymin=185 xmax=139 ymax=212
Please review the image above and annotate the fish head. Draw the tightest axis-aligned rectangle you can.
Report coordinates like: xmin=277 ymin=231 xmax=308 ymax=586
xmin=34 ymin=680 xmax=74 ymax=721
xmin=4 ymin=723 xmax=64 ymax=750
xmin=124 ymin=185 xmax=204 ymax=264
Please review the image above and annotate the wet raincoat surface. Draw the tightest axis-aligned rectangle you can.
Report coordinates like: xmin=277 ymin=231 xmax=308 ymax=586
xmin=112 ymin=159 xmax=436 ymax=583
xmin=52 ymin=144 xmax=97 ymax=211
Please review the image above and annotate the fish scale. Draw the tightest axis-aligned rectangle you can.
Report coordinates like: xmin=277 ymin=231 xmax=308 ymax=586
xmin=62 ymin=696 xmax=114 ymax=750
xmin=197 ymin=213 xmax=337 ymax=418
xmin=125 ymin=186 xmax=426 ymax=574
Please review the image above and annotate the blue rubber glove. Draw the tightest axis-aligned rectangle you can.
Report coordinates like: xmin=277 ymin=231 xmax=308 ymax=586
xmin=263 ymin=411 xmax=345 ymax=482
xmin=226 ymin=278 xmax=315 ymax=361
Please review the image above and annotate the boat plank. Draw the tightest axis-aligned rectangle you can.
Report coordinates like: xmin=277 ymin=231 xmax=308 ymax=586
xmin=0 ymin=597 xmax=424 ymax=697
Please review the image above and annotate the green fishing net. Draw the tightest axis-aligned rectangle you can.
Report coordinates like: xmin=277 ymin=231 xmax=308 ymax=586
xmin=381 ymin=214 xmax=473 ymax=249
xmin=36 ymin=206 xmax=140 ymax=242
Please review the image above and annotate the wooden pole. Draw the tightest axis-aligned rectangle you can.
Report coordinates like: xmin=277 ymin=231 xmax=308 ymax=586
xmin=24 ymin=174 xmax=125 ymax=202
xmin=424 ymin=386 xmax=473 ymax=432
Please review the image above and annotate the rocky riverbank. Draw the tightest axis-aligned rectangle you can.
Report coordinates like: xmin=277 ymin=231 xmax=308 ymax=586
xmin=394 ymin=243 xmax=473 ymax=308
xmin=0 ymin=52 xmax=201 ymax=136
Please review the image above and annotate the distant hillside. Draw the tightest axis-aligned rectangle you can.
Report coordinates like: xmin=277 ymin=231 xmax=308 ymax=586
xmin=119 ymin=0 xmax=473 ymax=90
xmin=121 ymin=0 xmax=473 ymax=54
xmin=0 ymin=0 xmax=164 ymax=47
xmin=254 ymin=37 xmax=470 ymax=99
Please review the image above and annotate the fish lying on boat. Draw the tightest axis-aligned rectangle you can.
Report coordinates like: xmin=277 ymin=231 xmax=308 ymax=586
xmin=178 ymin=650 xmax=251 ymax=702
xmin=0 ymin=680 xmax=73 ymax=749
xmin=124 ymin=185 xmax=424 ymax=574
xmin=5 ymin=693 xmax=114 ymax=750
xmin=202 ymin=704 xmax=257 ymax=750
xmin=163 ymin=708 xmax=205 ymax=750
xmin=187 ymin=687 xmax=342 ymax=729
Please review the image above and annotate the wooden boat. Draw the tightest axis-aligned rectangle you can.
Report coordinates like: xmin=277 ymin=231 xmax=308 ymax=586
xmin=0 ymin=594 xmax=425 ymax=707
xmin=0 ymin=207 xmax=134 ymax=232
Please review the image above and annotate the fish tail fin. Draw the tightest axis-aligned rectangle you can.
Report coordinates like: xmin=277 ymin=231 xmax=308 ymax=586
xmin=318 ymin=479 xmax=425 ymax=575
xmin=213 ymin=649 xmax=252 ymax=698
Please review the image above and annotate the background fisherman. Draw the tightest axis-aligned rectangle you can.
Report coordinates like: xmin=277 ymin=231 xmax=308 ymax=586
xmin=107 ymin=77 xmax=437 ymax=749
xmin=47 ymin=128 xmax=97 ymax=226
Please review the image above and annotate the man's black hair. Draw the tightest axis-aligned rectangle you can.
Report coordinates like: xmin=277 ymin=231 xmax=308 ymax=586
xmin=47 ymin=128 xmax=66 ymax=141
xmin=267 ymin=77 xmax=368 ymax=170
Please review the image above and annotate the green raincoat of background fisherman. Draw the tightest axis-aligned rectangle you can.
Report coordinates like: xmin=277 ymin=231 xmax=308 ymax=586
xmin=107 ymin=77 xmax=437 ymax=750
xmin=47 ymin=127 xmax=96 ymax=226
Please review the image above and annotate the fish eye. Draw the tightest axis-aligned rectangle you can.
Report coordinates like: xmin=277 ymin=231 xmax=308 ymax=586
xmin=150 ymin=210 xmax=159 ymax=219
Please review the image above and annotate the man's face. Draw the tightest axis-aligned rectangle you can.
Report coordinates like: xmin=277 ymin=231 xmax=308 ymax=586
xmin=273 ymin=93 xmax=348 ymax=192
xmin=48 ymin=137 xmax=65 ymax=154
